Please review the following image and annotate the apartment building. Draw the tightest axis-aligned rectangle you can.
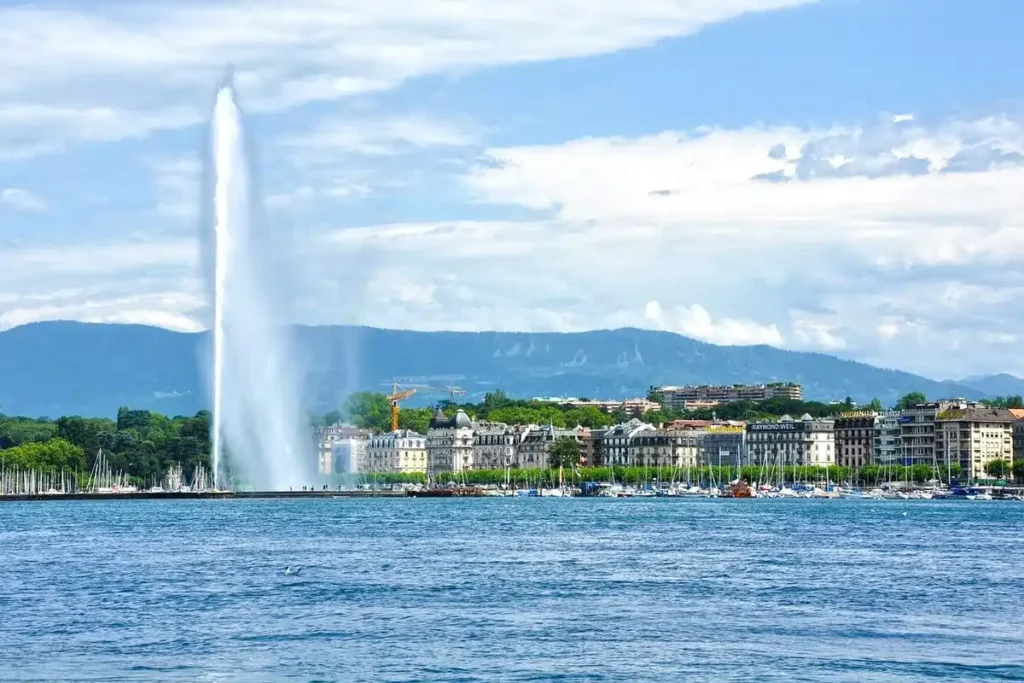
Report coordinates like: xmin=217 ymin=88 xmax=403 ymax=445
xmin=515 ymin=425 xmax=582 ymax=469
xmin=698 ymin=426 xmax=747 ymax=468
xmin=472 ymin=422 xmax=523 ymax=470
xmin=330 ymin=436 xmax=369 ymax=475
xmin=365 ymin=429 xmax=427 ymax=474
xmin=316 ymin=425 xmax=371 ymax=474
xmin=935 ymin=406 xmax=1016 ymax=480
xmin=654 ymin=383 xmax=802 ymax=411
xmin=874 ymin=411 xmax=902 ymax=465
xmin=426 ymin=409 xmax=476 ymax=476
xmin=833 ymin=413 xmax=877 ymax=469
xmin=745 ymin=414 xmax=835 ymax=467
xmin=599 ymin=418 xmax=656 ymax=466
xmin=629 ymin=429 xmax=701 ymax=468
xmin=900 ymin=399 xmax=978 ymax=467
xmin=531 ymin=397 xmax=661 ymax=416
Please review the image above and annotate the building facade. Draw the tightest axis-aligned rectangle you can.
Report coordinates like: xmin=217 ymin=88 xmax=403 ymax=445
xmin=600 ymin=419 xmax=656 ymax=466
xmin=654 ymin=383 xmax=802 ymax=411
xmin=330 ymin=436 xmax=369 ymax=475
xmin=629 ymin=430 xmax=701 ymax=468
xmin=426 ymin=409 xmax=476 ymax=476
xmin=698 ymin=426 xmax=747 ymax=468
xmin=935 ymin=407 xmax=1016 ymax=480
xmin=745 ymin=414 xmax=835 ymax=467
xmin=874 ymin=411 xmax=902 ymax=465
xmin=833 ymin=413 xmax=877 ymax=469
xmin=472 ymin=422 xmax=520 ymax=470
xmin=365 ymin=429 xmax=427 ymax=474
xmin=900 ymin=399 xmax=977 ymax=467
xmin=316 ymin=425 xmax=371 ymax=474
xmin=515 ymin=425 xmax=581 ymax=469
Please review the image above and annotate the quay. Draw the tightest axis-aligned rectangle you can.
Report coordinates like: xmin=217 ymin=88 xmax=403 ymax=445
xmin=0 ymin=489 xmax=407 ymax=502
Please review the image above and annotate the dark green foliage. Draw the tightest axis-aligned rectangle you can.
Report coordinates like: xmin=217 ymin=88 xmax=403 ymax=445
xmin=1 ymin=408 xmax=211 ymax=485
xmin=548 ymin=437 xmax=582 ymax=470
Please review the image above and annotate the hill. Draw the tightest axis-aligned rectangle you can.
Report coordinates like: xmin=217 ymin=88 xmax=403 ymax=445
xmin=0 ymin=321 xmax=985 ymax=418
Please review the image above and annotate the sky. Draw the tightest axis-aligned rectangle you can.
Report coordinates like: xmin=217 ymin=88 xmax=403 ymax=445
xmin=0 ymin=0 xmax=1023 ymax=380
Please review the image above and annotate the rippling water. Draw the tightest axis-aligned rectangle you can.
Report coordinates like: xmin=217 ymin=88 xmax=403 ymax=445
xmin=2 ymin=498 xmax=1022 ymax=682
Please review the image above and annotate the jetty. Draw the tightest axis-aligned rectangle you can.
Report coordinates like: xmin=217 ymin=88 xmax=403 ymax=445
xmin=0 ymin=489 xmax=406 ymax=503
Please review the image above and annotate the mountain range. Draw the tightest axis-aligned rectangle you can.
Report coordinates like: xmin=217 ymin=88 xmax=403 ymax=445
xmin=0 ymin=321 xmax=1016 ymax=418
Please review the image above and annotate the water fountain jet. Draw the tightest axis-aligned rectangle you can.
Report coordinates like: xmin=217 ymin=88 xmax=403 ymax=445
xmin=207 ymin=79 xmax=309 ymax=490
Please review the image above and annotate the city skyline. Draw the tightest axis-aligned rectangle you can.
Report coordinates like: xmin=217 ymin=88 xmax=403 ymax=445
xmin=1 ymin=0 xmax=1023 ymax=381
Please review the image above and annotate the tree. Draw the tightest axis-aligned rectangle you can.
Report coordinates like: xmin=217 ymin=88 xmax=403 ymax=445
xmin=868 ymin=398 xmax=883 ymax=412
xmin=547 ymin=436 xmax=582 ymax=469
xmin=1013 ymin=460 xmax=1024 ymax=484
xmin=896 ymin=392 xmax=927 ymax=411
xmin=985 ymin=459 xmax=1011 ymax=479
xmin=343 ymin=392 xmax=391 ymax=433
xmin=844 ymin=396 xmax=854 ymax=409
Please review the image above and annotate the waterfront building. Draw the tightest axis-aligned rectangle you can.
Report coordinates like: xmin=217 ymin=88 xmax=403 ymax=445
xmin=698 ymin=425 xmax=747 ymax=468
xmin=600 ymin=418 xmax=656 ymax=466
xmin=935 ymin=406 xmax=1016 ymax=480
xmin=330 ymin=436 xmax=369 ymax=475
xmin=899 ymin=399 xmax=978 ymax=467
xmin=580 ymin=427 xmax=607 ymax=467
xmin=653 ymin=383 xmax=802 ymax=411
xmin=316 ymin=425 xmax=371 ymax=474
xmin=874 ymin=411 xmax=902 ymax=465
xmin=1010 ymin=409 xmax=1024 ymax=463
xmin=516 ymin=425 xmax=582 ymax=469
xmin=745 ymin=414 xmax=835 ymax=467
xmin=471 ymin=422 xmax=521 ymax=470
xmin=833 ymin=413 xmax=877 ymax=469
xmin=629 ymin=429 xmax=701 ymax=468
xmin=366 ymin=429 xmax=427 ymax=474
xmin=426 ymin=409 xmax=475 ymax=476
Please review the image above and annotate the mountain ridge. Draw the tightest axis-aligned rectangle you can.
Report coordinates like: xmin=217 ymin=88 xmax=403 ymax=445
xmin=0 ymin=320 xmax=987 ymax=418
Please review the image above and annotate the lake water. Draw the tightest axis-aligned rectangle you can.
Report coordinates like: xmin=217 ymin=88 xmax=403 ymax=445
xmin=1 ymin=498 xmax=1022 ymax=682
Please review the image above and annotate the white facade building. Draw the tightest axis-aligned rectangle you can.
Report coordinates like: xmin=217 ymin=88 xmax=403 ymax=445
xmin=600 ymin=418 xmax=656 ymax=466
xmin=366 ymin=430 xmax=427 ymax=474
xmin=745 ymin=414 xmax=835 ymax=467
xmin=330 ymin=436 xmax=369 ymax=475
xmin=426 ymin=409 xmax=476 ymax=476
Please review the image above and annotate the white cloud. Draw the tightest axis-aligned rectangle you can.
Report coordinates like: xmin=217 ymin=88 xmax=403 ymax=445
xmin=0 ymin=0 xmax=816 ymax=154
xmin=0 ymin=187 xmax=46 ymax=212
xmin=6 ymin=111 xmax=1024 ymax=379
xmin=281 ymin=114 xmax=480 ymax=160
xmin=644 ymin=300 xmax=782 ymax=346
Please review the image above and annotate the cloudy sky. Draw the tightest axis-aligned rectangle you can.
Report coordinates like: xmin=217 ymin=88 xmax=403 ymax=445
xmin=0 ymin=0 xmax=1022 ymax=379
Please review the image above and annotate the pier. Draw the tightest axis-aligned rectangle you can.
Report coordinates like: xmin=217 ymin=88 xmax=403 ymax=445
xmin=0 ymin=489 xmax=407 ymax=502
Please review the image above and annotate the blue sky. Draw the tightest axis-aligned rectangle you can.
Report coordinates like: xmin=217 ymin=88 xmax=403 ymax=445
xmin=1 ymin=0 xmax=1023 ymax=380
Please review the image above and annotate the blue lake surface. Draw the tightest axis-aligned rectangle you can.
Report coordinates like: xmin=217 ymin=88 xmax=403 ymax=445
xmin=1 ymin=498 xmax=1023 ymax=682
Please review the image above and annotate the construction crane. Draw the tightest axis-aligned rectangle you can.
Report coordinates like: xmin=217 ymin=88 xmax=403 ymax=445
xmin=387 ymin=380 xmax=467 ymax=432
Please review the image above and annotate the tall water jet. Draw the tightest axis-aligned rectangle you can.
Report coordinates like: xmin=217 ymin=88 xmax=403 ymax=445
xmin=207 ymin=79 xmax=310 ymax=490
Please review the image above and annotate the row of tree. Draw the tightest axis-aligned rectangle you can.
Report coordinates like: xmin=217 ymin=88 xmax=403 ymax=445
xmin=332 ymin=389 xmax=1024 ymax=436
xmin=0 ymin=409 xmax=212 ymax=486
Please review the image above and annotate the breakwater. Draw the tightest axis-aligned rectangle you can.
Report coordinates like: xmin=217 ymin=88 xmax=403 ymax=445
xmin=0 ymin=489 xmax=406 ymax=502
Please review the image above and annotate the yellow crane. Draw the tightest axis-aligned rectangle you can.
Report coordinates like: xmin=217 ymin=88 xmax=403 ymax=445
xmin=387 ymin=380 xmax=468 ymax=432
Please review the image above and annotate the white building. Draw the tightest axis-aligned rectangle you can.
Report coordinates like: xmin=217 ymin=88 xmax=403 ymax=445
xmin=330 ymin=436 xmax=369 ymax=475
xmin=935 ymin=406 xmax=1016 ymax=480
xmin=745 ymin=414 xmax=835 ymax=467
xmin=600 ymin=418 xmax=656 ymax=466
xmin=516 ymin=424 xmax=582 ymax=469
xmin=472 ymin=422 xmax=523 ymax=470
xmin=318 ymin=425 xmax=371 ymax=474
xmin=366 ymin=429 xmax=427 ymax=474
xmin=426 ymin=409 xmax=476 ymax=476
